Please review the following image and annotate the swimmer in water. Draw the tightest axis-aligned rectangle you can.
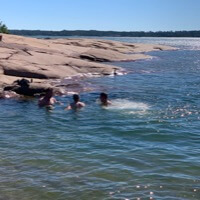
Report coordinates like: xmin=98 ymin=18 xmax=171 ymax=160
xmin=99 ymin=92 xmax=112 ymax=106
xmin=38 ymin=88 xmax=58 ymax=107
xmin=66 ymin=94 xmax=85 ymax=110
xmin=0 ymin=91 xmax=20 ymax=99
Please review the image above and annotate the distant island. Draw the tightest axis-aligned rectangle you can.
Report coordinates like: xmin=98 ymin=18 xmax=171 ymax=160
xmin=9 ymin=30 xmax=200 ymax=37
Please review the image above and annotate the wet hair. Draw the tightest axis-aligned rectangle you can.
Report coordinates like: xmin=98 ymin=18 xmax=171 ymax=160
xmin=100 ymin=92 xmax=108 ymax=99
xmin=46 ymin=88 xmax=53 ymax=94
xmin=45 ymin=88 xmax=54 ymax=97
xmin=73 ymin=94 xmax=80 ymax=102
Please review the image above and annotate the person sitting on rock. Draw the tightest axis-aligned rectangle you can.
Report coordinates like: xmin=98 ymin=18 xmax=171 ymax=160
xmin=99 ymin=92 xmax=112 ymax=106
xmin=14 ymin=78 xmax=30 ymax=87
xmin=38 ymin=88 xmax=57 ymax=107
xmin=66 ymin=94 xmax=85 ymax=110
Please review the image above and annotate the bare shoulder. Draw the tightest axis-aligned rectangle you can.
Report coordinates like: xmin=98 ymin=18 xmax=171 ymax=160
xmin=78 ymin=102 xmax=85 ymax=107
xmin=65 ymin=105 xmax=72 ymax=110
xmin=107 ymin=100 xmax=112 ymax=105
xmin=52 ymin=97 xmax=57 ymax=102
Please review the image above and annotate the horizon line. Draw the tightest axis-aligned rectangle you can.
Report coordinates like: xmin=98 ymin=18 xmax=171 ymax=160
xmin=9 ymin=29 xmax=200 ymax=32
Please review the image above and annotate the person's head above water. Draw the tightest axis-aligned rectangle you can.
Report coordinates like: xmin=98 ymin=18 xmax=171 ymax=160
xmin=38 ymin=88 xmax=57 ymax=107
xmin=45 ymin=88 xmax=54 ymax=99
xmin=100 ymin=92 xmax=108 ymax=103
xmin=73 ymin=94 xmax=80 ymax=103
xmin=65 ymin=94 xmax=85 ymax=110
xmin=99 ymin=93 xmax=112 ymax=106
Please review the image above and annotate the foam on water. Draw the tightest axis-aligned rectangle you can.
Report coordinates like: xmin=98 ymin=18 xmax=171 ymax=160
xmin=106 ymin=99 xmax=150 ymax=114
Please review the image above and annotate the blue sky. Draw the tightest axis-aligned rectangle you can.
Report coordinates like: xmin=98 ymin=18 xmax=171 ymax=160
xmin=1 ymin=0 xmax=200 ymax=31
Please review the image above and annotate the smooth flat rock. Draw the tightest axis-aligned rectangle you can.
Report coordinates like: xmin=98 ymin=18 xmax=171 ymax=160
xmin=0 ymin=34 xmax=176 ymax=86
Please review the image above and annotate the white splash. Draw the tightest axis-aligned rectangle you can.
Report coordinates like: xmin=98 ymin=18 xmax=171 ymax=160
xmin=106 ymin=99 xmax=149 ymax=115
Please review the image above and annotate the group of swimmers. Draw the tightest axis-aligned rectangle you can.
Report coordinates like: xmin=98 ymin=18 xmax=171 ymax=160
xmin=38 ymin=88 xmax=111 ymax=110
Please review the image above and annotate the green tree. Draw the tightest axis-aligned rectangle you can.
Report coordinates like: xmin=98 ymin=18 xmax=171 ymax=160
xmin=0 ymin=21 xmax=9 ymax=34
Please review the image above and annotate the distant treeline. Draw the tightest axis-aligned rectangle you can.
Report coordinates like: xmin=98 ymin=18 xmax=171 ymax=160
xmin=9 ymin=30 xmax=200 ymax=37
xmin=0 ymin=21 xmax=9 ymax=34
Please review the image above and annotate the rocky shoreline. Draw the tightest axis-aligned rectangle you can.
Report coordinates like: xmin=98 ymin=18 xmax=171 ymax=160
xmin=0 ymin=34 xmax=176 ymax=96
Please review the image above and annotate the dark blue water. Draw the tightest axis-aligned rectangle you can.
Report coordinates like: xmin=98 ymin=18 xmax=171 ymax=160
xmin=0 ymin=38 xmax=200 ymax=200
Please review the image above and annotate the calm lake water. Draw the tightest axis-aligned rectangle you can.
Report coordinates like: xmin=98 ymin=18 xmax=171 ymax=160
xmin=0 ymin=37 xmax=200 ymax=200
